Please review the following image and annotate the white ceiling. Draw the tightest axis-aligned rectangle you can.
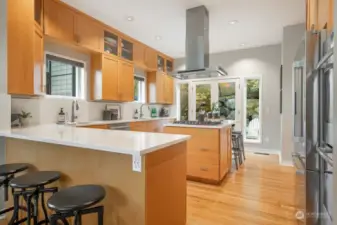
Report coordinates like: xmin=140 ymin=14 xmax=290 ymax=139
xmin=61 ymin=0 xmax=305 ymax=58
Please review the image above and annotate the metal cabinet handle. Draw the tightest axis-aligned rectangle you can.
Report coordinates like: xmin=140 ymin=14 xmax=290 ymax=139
xmin=200 ymin=167 xmax=208 ymax=171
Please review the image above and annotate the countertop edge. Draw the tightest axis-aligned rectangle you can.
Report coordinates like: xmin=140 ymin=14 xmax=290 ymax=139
xmin=0 ymin=130 xmax=190 ymax=156
xmin=164 ymin=123 xmax=233 ymax=129
xmin=76 ymin=117 xmax=176 ymax=127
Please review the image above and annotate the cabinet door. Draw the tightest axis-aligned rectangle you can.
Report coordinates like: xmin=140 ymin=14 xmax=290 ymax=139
xmin=307 ymin=0 xmax=318 ymax=30
xmin=118 ymin=60 xmax=134 ymax=102
xmin=121 ymin=38 xmax=134 ymax=61
xmin=7 ymin=0 xmax=35 ymax=95
xmin=317 ymin=0 xmax=330 ymax=29
xmin=145 ymin=48 xmax=157 ymax=71
xmin=102 ymin=55 xmax=119 ymax=100
xmin=134 ymin=42 xmax=146 ymax=68
xmin=44 ymin=0 xmax=75 ymax=43
xmin=156 ymin=72 xmax=166 ymax=103
xmin=34 ymin=27 xmax=44 ymax=94
xmin=219 ymin=127 xmax=229 ymax=179
xmin=165 ymin=75 xmax=174 ymax=104
xmin=75 ymin=14 xmax=103 ymax=51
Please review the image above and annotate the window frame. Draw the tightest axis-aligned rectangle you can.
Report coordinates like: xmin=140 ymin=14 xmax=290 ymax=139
xmin=243 ymin=76 xmax=263 ymax=143
xmin=44 ymin=51 xmax=87 ymax=100
xmin=133 ymin=74 xmax=146 ymax=103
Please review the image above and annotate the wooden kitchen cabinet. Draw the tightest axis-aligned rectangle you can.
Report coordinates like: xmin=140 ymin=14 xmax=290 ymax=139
xmin=130 ymin=120 xmax=165 ymax=133
xmin=33 ymin=27 xmax=44 ymax=94
xmin=7 ymin=0 xmax=43 ymax=95
xmin=166 ymin=59 xmax=174 ymax=73
xmin=147 ymin=72 xmax=174 ymax=104
xmin=134 ymin=42 xmax=146 ymax=69
xmin=44 ymin=0 xmax=76 ymax=43
xmin=75 ymin=14 xmax=103 ymax=52
xmin=145 ymin=48 xmax=158 ymax=71
xmin=80 ymin=124 xmax=109 ymax=129
xmin=120 ymin=38 xmax=134 ymax=61
xmin=164 ymin=126 xmax=232 ymax=184
xmin=91 ymin=54 xmax=134 ymax=102
xmin=118 ymin=60 xmax=135 ymax=102
xmin=306 ymin=0 xmax=334 ymax=31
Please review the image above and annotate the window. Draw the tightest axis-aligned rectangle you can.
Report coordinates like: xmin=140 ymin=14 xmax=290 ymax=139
xmin=134 ymin=75 xmax=145 ymax=103
xmin=177 ymin=83 xmax=189 ymax=120
xmin=244 ymin=78 xmax=261 ymax=142
xmin=46 ymin=54 xmax=85 ymax=98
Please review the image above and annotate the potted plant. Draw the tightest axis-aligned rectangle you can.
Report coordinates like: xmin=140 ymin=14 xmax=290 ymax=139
xmin=19 ymin=110 xmax=32 ymax=127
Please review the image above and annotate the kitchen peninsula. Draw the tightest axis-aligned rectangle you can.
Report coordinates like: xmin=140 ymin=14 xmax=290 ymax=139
xmin=164 ymin=121 xmax=233 ymax=184
xmin=0 ymin=125 xmax=190 ymax=225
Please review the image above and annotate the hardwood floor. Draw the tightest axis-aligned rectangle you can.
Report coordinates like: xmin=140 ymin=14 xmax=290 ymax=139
xmin=187 ymin=153 xmax=298 ymax=225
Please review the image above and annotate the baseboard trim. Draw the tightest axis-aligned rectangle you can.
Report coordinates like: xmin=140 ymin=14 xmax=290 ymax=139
xmin=245 ymin=148 xmax=280 ymax=155
xmin=280 ymin=160 xmax=294 ymax=167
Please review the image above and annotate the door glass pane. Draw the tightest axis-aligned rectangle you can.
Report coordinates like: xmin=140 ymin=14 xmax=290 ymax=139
xmin=245 ymin=79 xmax=260 ymax=140
xmin=196 ymin=84 xmax=211 ymax=116
xmin=104 ymin=31 xmax=118 ymax=56
xmin=218 ymin=82 xmax=236 ymax=120
xmin=179 ymin=84 xmax=189 ymax=120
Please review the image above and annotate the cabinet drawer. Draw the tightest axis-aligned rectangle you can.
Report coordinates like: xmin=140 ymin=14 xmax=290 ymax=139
xmin=188 ymin=162 xmax=219 ymax=181
xmin=187 ymin=147 xmax=219 ymax=164
xmin=189 ymin=129 xmax=219 ymax=151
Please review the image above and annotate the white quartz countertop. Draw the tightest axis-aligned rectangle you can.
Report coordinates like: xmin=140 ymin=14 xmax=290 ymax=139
xmin=75 ymin=117 xmax=176 ymax=127
xmin=164 ymin=120 xmax=235 ymax=129
xmin=0 ymin=124 xmax=190 ymax=156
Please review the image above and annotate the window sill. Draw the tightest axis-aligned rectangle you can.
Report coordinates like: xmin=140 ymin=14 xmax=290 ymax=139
xmin=44 ymin=94 xmax=85 ymax=101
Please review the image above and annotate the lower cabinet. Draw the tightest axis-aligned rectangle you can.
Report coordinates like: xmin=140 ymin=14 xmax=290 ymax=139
xmin=164 ymin=126 xmax=232 ymax=184
xmin=130 ymin=119 xmax=174 ymax=132
xmin=79 ymin=124 xmax=109 ymax=129
xmin=91 ymin=53 xmax=134 ymax=102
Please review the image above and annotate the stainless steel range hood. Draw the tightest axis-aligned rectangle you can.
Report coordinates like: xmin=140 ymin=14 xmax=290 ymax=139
xmin=171 ymin=6 xmax=228 ymax=79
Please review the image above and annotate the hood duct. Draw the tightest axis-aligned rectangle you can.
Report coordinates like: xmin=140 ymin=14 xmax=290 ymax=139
xmin=171 ymin=6 xmax=228 ymax=79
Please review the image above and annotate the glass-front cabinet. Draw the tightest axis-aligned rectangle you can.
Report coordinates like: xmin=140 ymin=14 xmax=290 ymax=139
xmin=157 ymin=55 xmax=165 ymax=71
xmin=121 ymin=38 xmax=133 ymax=61
xmin=34 ymin=0 xmax=43 ymax=28
xmin=104 ymin=30 xmax=118 ymax=56
xmin=166 ymin=59 xmax=173 ymax=73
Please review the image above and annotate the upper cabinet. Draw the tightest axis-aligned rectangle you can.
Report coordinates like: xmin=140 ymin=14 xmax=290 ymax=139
xmin=306 ymin=0 xmax=334 ymax=32
xmin=91 ymin=54 xmax=134 ymax=102
xmin=157 ymin=55 xmax=165 ymax=71
xmin=121 ymin=38 xmax=134 ymax=61
xmin=103 ymin=30 xmax=119 ymax=56
xmin=34 ymin=0 xmax=43 ymax=28
xmin=75 ymin=14 xmax=103 ymax=52
xmin=44 ymin=0 xmax=76 ymax=43
xmin=166 ymin=59 xmax=173 ymax=73
xmin=7 ymin=0 xmax=44 ymax=95
xmin=147 ymin=72 xmax=174 ymax=105
xmin=134 ymin=42 xmax=146 ymax=69
xmin=145 ymin=48 xmax=158 ymax=71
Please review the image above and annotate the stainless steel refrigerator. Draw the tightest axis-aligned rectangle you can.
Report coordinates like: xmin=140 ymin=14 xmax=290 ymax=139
xmin=292 ymin=30 xmax=334 ymax=225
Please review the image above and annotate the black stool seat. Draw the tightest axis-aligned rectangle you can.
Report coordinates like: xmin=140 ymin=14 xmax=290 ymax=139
xmin=48 ymin=185 xmax=106 ymax=212
xmin=0 ymin=163 xmax=29 ymax=176
xmin=10 ymin=171 xmax=61 ymax=188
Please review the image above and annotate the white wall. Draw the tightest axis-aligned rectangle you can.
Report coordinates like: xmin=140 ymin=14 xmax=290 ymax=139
xmin=281 ymin=23 xmax=305 ymax=165
xmin=175 ymin=44 xmax=282 ymax=153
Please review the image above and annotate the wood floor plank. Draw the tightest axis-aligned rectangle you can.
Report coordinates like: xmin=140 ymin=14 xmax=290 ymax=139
xmin=187 ymin=153 xmax=298 ymax=225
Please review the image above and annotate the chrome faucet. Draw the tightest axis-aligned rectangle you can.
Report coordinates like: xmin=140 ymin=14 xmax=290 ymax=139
xmin=140 ymin=104 xmax=150 ymax=119
xmin=71 ymin=100 xmax=80 ymax=123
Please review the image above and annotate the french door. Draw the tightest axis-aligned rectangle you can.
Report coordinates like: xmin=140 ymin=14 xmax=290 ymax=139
xmin=191 ymin=79 xmax=241 ymax=129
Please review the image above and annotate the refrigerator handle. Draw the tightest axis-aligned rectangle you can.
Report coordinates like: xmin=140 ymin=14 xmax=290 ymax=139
xmin=294 ymin=92 xmax=297 ymax=115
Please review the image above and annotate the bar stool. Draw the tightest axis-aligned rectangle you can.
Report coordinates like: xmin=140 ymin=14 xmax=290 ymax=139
xmin=48 ymin=185 xmax=105 ymax=225
xmin=0 ymin=163 xmax=29 ymax=219
xmin=232 ymin=131 xmax=246 ymax=161
xmin=8 ymin=171 xmax=61 ymax=225
xmin=231 ymin=134 xmax=242 ymax=170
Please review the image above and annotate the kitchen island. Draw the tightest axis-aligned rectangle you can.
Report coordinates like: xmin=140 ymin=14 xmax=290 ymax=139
xmin=0 ymin=124 xmax=190 ymax=225
xmin=164 ymin=121 xmax=233 ymax=184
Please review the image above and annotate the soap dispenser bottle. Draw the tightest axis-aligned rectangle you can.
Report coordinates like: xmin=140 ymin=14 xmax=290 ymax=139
xmin=58 ymin=108 xmax=66 ymax=124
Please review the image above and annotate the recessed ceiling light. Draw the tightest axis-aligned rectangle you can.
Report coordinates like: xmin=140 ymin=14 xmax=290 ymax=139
xmin=228 ymin=20 xmax=238 ymax=25
xmin=240 ymin=43 xmax=245 ymax=47
xmin=155 ymin=35 xmax=162 ymax=41
xmin=126 ymin=16 xmax=134 ymax=21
